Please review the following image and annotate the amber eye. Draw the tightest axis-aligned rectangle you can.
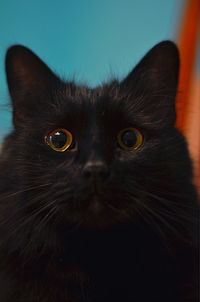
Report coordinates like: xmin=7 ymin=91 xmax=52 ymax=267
xmin=45 ymin=128 xmax=73 ymax=152
xmin=117 ymin=127 xmax=143 ymax=151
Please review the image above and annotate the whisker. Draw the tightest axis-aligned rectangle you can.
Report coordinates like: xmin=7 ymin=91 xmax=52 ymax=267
xmin=25 ymin=205 xmax=59 ymax=252
xmin=0 ymin=197 xmax=59 ymax=248
xmin=0 ymin=183 xmax=52 ymax=201
xmin=139 ymin=199 xmax=192 ymax=243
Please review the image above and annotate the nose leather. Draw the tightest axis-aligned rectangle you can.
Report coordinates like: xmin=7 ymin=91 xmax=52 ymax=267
xmin=82 ymin=160 xmax=109 ymax=182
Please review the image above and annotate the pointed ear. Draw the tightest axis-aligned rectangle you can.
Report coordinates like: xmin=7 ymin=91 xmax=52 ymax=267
xmin=6 ymin=45 xmax=59 ymax=127
xmin=121 ymin=41 xmax=179 ymax=127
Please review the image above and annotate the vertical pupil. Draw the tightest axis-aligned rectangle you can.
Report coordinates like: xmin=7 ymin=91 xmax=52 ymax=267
xmin=51 ymin=132 xmax=67 ymax=148
xmin=122 ymin=131 xmax=137 ymax=147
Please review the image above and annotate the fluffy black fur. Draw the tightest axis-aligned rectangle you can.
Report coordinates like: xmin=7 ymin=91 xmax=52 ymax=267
xmin=0 ymin=41 xmax=199 ymax=301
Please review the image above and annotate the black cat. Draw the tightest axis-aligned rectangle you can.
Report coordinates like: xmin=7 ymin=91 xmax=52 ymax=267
xmin=0 ymin=41 xmax=199 ymax=301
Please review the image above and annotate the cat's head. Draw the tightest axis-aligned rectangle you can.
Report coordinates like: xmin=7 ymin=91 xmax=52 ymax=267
xmin=3 ymin=41 xmax=195 ymax=246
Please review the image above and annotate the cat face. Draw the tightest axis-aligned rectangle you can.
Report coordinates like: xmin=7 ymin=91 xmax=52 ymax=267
xmin=4 ymin=41 xmax=192 ymax=236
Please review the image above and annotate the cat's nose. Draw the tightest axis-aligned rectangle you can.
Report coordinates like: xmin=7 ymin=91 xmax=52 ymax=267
xmin=82 ymin=160 xmax=110 ymax=181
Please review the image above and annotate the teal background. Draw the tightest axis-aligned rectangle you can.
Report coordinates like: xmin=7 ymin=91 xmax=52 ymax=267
xmin=0 ymin=0 xmax=184 ymax=139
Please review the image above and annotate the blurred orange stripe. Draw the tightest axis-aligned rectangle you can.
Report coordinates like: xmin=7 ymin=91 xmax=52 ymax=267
xmin=176 ymin=0 xmax=200 ymax=191
xmin=176 ymin=0 xmax=200 ymax=131
xmin=185 ymin=76 xmax=200 ymax=190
